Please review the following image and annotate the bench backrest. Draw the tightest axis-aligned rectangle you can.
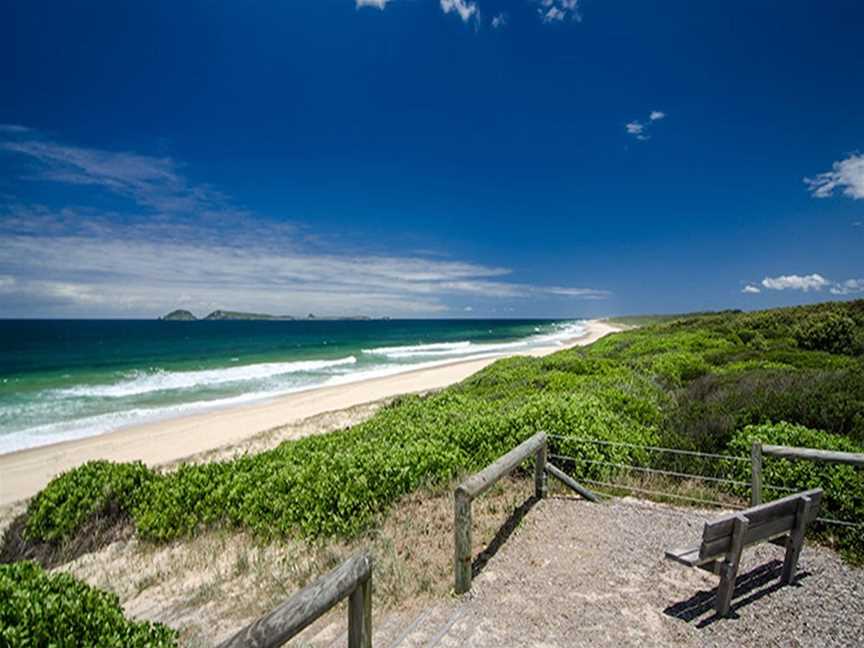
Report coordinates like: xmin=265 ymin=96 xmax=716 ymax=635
xmin=698 ymin=488 xmax=822 ymax=561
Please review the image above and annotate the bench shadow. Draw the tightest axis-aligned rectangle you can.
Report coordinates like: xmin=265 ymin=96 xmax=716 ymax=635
xmin=471 ymin=494 xmax=540 ymax=579
xmin=663 ymin=560 xmax=811 ymax=628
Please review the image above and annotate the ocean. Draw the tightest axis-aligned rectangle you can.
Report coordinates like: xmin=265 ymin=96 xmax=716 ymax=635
xmin=0 ymin=318 xmax=584 ymax=454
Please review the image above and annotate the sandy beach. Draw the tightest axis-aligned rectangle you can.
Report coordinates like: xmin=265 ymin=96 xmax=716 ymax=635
xmin=0 ymin=320 xmax=618 ymax=506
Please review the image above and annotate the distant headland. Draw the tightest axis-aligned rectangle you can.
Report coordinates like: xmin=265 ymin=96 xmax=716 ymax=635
xmin=160 ymin=309 xmax=384 ymax=321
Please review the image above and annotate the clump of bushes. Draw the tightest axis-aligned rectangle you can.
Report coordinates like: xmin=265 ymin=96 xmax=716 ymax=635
xmin=795 ymin=312 xmax=861 ymax=355
xmin=728 ymin=422 xmax=864 ymax=560
xmin=25 ymin=460 xmax=154 ymax=543
xmin=0 ymin=561 xmax=177 ymax=647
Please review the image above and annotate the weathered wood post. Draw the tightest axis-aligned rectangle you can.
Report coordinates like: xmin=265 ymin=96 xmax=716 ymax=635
xmin=535 ymin=441 xmax=547 ymax=499
xmin=454 ymin=486 xmax=473 ymax=594
xmin=217 ymin=552 xmax=373 ymax=648
xmin=781 ymin=495 xmax=812 ymax=585
xmin=348 ymin=570 xmax=372 ymax=648
xmin=716 ymin=514 xmax=749 ymax=616
xmin=452 ymin=432 xmax=547 ymax=595
xmin=750 ymin=442 xmax=762 ymax=506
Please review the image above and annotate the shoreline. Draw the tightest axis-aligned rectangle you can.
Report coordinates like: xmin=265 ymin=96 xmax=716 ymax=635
xmin=0 ymin=320 xmax=619 ymax=506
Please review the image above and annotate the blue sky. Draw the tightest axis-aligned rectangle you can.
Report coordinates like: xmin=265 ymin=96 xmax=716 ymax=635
xmin=1 ymin=0 xmax=862 ymax=318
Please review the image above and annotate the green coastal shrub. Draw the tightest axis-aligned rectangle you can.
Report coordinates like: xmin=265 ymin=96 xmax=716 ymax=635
xmin=665 ymin=364 xmax=864 ymax=452
xmin=645 ymin=351 xmax=711 ymax=386
xmin=795 ymin=312 xmax=859 ymax=355
xmin=25 ymin=460 xmax=154 ymax=543
xmin=0 ymin=561 xmax=177 ymax=647
xmin=727 ymin=422 xmax=864 ymax=559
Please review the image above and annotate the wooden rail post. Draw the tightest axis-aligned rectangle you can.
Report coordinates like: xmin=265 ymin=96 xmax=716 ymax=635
xmin=217 ymin=552 xmax=373 ymax=648
xmin=454 ymin=487 xmax=473 ymax=595
xmin=762 ymin=444 xmax=864 ymax=467
xmin=751 ymin=442 xmax=763 ymax=506
xmin=535 ymin=442 xmax=547 ymax=499
xmin=453 ymin=432 xmax=547 ymax=595
xmin=348 ymin=570 xmax=372 ymax=648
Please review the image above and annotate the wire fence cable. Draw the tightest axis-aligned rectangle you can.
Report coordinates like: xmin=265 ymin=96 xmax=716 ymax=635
xmin=545 ymin=435 xmax=861 ymax=529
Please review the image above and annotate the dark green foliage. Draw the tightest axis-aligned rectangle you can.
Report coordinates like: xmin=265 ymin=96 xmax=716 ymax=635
xmin=727 ymin=423 xmax=864 ymax=560
xmin=0 ymin=561 xmax=177 ymax=647
xmin=795 ymin=311 xmax=861 ymax=355
xmin=666 ymin=365 xmax=864 ymax=451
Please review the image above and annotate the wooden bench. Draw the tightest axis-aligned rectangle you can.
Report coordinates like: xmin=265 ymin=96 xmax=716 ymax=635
xmin=665 ymin=488 xmax=822 ymax=617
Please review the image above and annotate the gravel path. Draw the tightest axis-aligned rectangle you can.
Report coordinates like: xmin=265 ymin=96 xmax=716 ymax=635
xmin=444 ymin=496 xmax=864 ymax=647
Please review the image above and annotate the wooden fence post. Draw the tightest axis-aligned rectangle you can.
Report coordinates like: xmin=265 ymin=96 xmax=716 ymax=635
xmin=535 ymin=442 xmax=547 ymax=499
xmin=751 ymin=442 xmax=762 ymax=506
xmin=348 ymin=571 xmax=372 ymax=648
xmin=454 ymin=487 xmax=473 ymax=594
xmin=217 ymin=552 xmax=373 ymax=648
xmin=452 ymin=432 xmax=546 ymax=595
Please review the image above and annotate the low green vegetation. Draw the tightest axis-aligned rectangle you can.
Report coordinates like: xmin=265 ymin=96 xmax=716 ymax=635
xmin=727 ymin=422 xmax=864 ymax=557
xmin=0 ymin=561 xmax=177 ymax=647
xmin=5 ymin=301 xmax=864 ymax=586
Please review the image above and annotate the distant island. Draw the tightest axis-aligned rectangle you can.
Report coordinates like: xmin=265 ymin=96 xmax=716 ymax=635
xmin=160 ymin=309 xmax=381 ymax=321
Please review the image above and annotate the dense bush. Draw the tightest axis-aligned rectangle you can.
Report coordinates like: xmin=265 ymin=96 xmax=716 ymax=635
xmin=665 ymin=365 xmax=864 ymax=451
xmin=25 ymin=460 xmax=154 ymax=543
xmin=795 ymin=312 xmax=860 ymax=355
xmin=0 ymin=561 xmax=177 ymax=646
xmin=728 ymin=423 xmax=864 ymax=559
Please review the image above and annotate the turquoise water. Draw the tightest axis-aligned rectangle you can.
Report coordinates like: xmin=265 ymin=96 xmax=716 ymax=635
xmin=0 ymin=319 xmax=584 ymax=453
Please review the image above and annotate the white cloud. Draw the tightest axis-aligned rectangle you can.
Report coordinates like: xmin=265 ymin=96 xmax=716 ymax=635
xmin=805 ymin=153 xmax=864 ymax=200
xmin=538 ymin=0 xmax=581 ymax=23
xmin=463 ymin=305 xmax=474 ymax=312
xmin=626 ymin=110 xmax=666 ymax=141
xmin=761 ymin=273 xmax=829 ymax=292
xmin=830 ymin=279 xmax=864 ymax=295
xmin=356 ymin=0 xmax=392 ymax=8
xmin=0 ymin=124 xmax=31 ymax=134
xmin=491 ymin=13 xmax=507 ymax=29
xmin=0 ymin=131 xmax=612 ymax=317
xmin=1 ymin=136 xmax=225 ymax=214
xmin=741 ymin=285 xmax=761 ymax=294
xmin=440 ymin=0 xmax=478 ymax=23
xmin=0 ymin=206 xmax=610 ymax=317
xmin=625 ymin=121 xmax=650 ymax=141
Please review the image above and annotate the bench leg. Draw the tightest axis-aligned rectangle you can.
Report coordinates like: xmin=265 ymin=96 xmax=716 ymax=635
xmin=781 ymin=496 xmax=811 ymax=585
xmin=716 ymin=515 xmax=748 ymax=617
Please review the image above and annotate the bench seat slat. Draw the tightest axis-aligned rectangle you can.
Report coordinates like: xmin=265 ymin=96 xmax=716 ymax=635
xmin=698 ymin=489 xmax=821 ymax=560
xmin=665 ymin=546 xmax=703 ymax=567
xmin=700 ymin=514 xmax=798 ymax=560
xmin=702 ymin=488 xmax=822 ymax=543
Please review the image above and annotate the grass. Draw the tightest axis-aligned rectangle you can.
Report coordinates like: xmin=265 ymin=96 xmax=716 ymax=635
xmin=55 ymin=475 xmax=535 ymax=645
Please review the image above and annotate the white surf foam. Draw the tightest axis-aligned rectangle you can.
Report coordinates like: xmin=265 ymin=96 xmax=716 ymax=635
xmin=361 ymin=322 xmax=585 ymax=360
xmin=54 ymin=356 xmax=357 ymax=399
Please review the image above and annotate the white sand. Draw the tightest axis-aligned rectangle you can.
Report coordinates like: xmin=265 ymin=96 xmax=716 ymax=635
xmin=0 ymin=320 xmax=618 ymax=506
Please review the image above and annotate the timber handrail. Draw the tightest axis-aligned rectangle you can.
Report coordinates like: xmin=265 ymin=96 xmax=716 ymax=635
xmin=763 ymin=444 xmax=864 ymax=467
xmin=217 ymin=552 xmax=373 ymax=648
xmin=751 ymin=442 xmax=863 ymax=505
xmin=454 ymin=432 xmax=548 ymax=594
